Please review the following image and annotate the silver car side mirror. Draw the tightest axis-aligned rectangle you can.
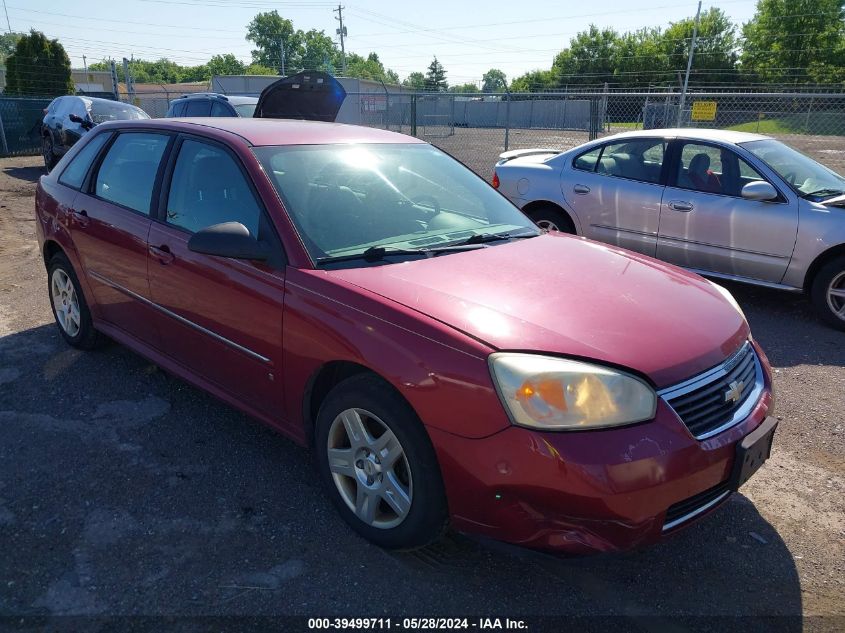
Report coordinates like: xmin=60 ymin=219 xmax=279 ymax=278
xmin=741 ymin=180 xmax=778 ymax=202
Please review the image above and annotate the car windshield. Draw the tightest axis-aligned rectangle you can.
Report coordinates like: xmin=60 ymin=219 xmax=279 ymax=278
xmin=740 ymin=139 xmax=845 ymax=199
xmin=253 ymin=143 xmax=539 ymax=265
xmin=234 ymin=103 xmax=257 ymax=117
xmin=88 ymin=100 xmax=150 ymax=123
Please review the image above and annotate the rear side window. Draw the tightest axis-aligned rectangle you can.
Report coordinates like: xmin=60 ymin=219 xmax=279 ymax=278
xmin=211 ymin=101 xmax=232 ymax=116
xmin=95 ymin=132 xmax=170 ymax=214
xmin=595 ymin=140 xmax=665 ymax=184
xmin=573 ymin=146 xmax=602 ymax=172
xmin=58 ymin=132 xmax=111 ymax=189
xmin=184 ymin=99 xmax=211 ymax=116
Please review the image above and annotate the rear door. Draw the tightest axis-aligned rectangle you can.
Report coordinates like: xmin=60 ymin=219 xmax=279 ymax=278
xmin=147 ymin=135 xmax=287 ymax=418
xmin=563 ymin=137 xmax=667 ymax=256
xmin=656 ymin=140 xmax=798 ymax=283
xmin=69 ymin=130 xmax=172 ymax=347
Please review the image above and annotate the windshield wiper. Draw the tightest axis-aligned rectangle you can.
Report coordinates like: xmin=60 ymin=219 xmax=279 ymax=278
xmin=803 ymin=188 xmax=845 ymax=199
xmin=315 ymin=243 xmax=485 ymax=266
xmin=459 ymin=230 xmax=540 ymax=245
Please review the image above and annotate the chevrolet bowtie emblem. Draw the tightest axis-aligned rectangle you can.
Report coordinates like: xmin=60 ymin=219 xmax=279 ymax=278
xmin=724 ymin=380 xmax=744 ymax=404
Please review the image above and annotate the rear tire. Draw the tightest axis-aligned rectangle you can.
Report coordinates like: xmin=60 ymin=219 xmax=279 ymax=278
xmin=315 ymin=374 xmax=448 ymax=550
xmin=810 ymin=256 xmax=845 ymax=331
xmin=47 ymin=253 xmax=104 ymax=349
xmin=526 ymin=204 xmax=575 ymax=234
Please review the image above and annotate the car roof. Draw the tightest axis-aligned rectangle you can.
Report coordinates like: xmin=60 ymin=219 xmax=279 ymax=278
xmin=600 ymin=127 xmax=771 ymax=145
xmin=109 ymin=118 xmax=425 ymax=146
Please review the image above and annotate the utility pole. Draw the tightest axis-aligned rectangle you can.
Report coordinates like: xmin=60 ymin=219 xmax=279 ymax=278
xmin=677 ymin=0 xmax=702 ymax=127
xmin=279 ymin=37 xmax=285 ymax=76
xmin=109 ymin=60 xmax=119 ymax=99
xmin=2 ymin=0 xmax=10 ymax=34
xmin=83 ymin=54 xmax=88 ymax=78
xmin=123 ymin=57 xmax=135 ymax=103
xmin=334 ymin=4 xmax=347 ymax=74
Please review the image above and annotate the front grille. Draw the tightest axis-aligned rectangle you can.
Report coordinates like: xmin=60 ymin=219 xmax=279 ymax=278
xmin=660 ymin=342 xmax=762 ymax=440
xmin=663 ymin=481 xmax=731 ymax=531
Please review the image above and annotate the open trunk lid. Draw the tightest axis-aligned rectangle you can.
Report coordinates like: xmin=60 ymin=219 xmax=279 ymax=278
xmin=253 ymin=71 xmax=346 ymax=122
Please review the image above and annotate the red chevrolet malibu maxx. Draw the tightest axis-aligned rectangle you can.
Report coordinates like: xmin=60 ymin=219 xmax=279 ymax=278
xmin=35 ymin=116 xmax=776 ymax=554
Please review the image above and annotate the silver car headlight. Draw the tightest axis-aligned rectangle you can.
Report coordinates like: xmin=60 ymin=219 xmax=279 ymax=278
xmin=708 ymin=280 xmax=745 ymax=319
xmin=489 ymin=353 xmax=657 ymax=431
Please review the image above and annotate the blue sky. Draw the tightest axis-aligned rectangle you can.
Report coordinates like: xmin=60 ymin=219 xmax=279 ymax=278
xmin=7 ymin=0 xmax=760 ymax=85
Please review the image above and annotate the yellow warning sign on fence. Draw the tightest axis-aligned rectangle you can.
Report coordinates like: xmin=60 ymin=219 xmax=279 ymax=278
xmin=691 ymin=101 xmax=717 ymax=121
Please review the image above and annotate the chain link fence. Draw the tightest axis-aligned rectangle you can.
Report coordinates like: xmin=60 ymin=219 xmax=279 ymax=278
xmin=0 ymin=97 xmax=52 ymax=157
xmin=3 ymin=89 xmax=844 ymax=177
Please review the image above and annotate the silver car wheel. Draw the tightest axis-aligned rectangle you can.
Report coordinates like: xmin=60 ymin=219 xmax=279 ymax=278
xmin=51 ymin=268 xmax=81 ymax=337
xmin=827 ymin=271 xmax=845 ymax=321
xmin=327 ymin=407 xmax=413 ymax=529
xmin=536 ymin=219 xmax=559 ymax=232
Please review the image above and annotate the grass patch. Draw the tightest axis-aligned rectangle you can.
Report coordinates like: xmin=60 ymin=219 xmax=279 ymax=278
xmin=728 ymin=112 xmax=845 ymax=136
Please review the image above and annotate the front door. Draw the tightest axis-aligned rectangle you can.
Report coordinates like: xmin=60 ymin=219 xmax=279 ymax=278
xmin=564 ymin=138 xmax=667 ymax=256
xmin=69 ymin=130 xmax=172 ymax=347
xmin=657 ymin=141 xmax=798 ymax=283
xmin=147 ymin=137 xmax=287 ymax=419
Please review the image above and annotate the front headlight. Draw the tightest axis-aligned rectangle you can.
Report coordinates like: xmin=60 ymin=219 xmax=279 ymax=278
xmin=708 ymin=280 xmax=745 ymax=319
xmin=489 ymin=353 xmax=657 ymax=430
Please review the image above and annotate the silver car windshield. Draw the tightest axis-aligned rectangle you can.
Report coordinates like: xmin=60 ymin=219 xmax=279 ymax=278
xmin=741 ymin=139 xmax=845 ymax=199
xmin=253 ymin=143 xmax=538 ymax=263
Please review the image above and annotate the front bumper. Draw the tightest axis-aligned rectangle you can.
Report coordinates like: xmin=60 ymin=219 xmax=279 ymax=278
xmin=429 ymin=383 xmax=773 ymax=554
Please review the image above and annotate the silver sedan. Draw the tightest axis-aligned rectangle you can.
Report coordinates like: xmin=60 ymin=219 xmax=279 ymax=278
xmin=494 ymin=129 xmax=845 ymax=330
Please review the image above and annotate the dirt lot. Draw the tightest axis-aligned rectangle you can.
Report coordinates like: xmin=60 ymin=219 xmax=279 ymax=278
xmin=0 ymin=155 xmax=843 ymax=629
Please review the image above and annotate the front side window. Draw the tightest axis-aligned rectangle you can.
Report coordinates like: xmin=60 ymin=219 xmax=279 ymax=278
xmin=741 ymin=138 xmax=845 ymax=200
xmin=253 ymin=143 xmax=539 ymax=263
xmin=59 ymin=132 xmax=112 ymax=189
xmin=676 ymin=143 xmax=725 ymax=194
xmin=165 ymin=139 xmax=262 ymax=237
xmin=95 ymin=132 xmax=169 ymax=214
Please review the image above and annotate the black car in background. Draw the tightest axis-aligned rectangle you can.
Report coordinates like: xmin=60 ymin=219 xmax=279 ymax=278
xmin=41 ymin=96 xmax=149 ymax=171
xmin=165 ymin=93 xmax=259 ymax=118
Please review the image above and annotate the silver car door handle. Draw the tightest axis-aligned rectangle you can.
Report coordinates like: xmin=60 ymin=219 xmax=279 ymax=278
xmin=573 ymin=184 xmax=590 ymax=195
xmin=668 ymin=200 xmax=694 ymax=212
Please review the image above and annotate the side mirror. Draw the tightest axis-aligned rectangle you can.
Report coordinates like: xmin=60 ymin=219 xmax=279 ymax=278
xmin=741 ymin=180 xmax=778 ymax=202
xmin=187 ymin=222 xmax=269 ymax=261
xmin=69 ymin=113 xmax=95 ymax=130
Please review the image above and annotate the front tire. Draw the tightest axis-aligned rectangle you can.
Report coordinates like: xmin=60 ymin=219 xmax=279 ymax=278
xmin=811 ymin=256 xmax=845 ymax=331
xmin=526 ymin=204 xmax=575 ymax=234
xmin=47 ymin=253 xmax=103 ymax=349
xmin=315 ymin=374 xmax=448 ymax=550
xmin=42 ymin=135 xmax=57 ymax=172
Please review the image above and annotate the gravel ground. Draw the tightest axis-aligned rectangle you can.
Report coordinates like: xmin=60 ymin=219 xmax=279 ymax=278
xmin=0 ymin=155 xmax=843 ymax=630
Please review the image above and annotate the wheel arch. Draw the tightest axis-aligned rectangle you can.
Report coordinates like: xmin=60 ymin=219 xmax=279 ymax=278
xmin=804 ymin=243 xmax=845 ymax=292
xmin=43 ymin=239 xmax=65 ymax=268
xmin=302 ymin=360 xmax=415 ymax=446
xmin=520 ymin=199 xmax=579 ymax=234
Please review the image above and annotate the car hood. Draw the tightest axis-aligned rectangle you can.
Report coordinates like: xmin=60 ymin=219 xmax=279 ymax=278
xmin=330 ymin=234 xmax=749 ymax=388
xmin=253 ymin=71 xmax=346 ymax=122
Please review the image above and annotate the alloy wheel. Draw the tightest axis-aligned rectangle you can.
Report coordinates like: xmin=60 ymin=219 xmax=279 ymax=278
xmin=827 ymin=271 xmax=845 ymax=322
xmin=51 ymin=268 xmax=81 ymax=337
xmin=326 ymin=407 xmax=413 ymax=529
xmin=536 ymin=219 xmax=559 ymax=232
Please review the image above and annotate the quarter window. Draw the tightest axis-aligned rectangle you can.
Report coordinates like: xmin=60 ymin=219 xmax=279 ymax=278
xmin=165 ymin=139 xmax=262 ymax=237
xmin=59 ymin=132 xmax=111 ymax=189
xmin=95 ymin=132 xmax=169 ymax=214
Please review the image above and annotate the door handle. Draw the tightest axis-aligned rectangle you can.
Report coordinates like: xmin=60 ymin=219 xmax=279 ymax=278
xmin=149 ymin=244 xmax=174 ymax=265
xmin=573 ymin=184 xmax=590 ymax=195
xmin=668 ymin=200 xmax=694 ymax=212
xmin=70 ymin=208 xmax=89 ymax=227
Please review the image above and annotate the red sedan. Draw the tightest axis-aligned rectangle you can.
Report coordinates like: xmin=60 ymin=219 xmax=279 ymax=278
xmin=35 ymin=117 xmax=777 ymax=553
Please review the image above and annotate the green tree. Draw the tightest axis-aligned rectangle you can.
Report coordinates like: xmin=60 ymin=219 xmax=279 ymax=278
xmin=246 ymin=10 xmax=302 ymax=73
xmin=402 ymin=71 xmax=425 ymax=89
xmin=0 ymin=32 xmax=23 ymax=64
xmin=424 ymin=57 xmax=447 ymax=91
xmin=245 ymin=62 xmax=276 ymax=75
xmin=741 ymin=0 xmax=845 ymax=84
xmin=552 ymin=25 xmax=619 ymax=86
xmin=481 ymin=68 xmax=507 ymax=91
xmin=451 ymin=82 xmax=480 ymax=93
xmin=5 ymin=30 xmax=73 ymax=96
xmin=509 ymin=69 xmax=555 ymax=92
xmin=345 ymin=52 xmax=399 ymax=83
xmin=614 ymin=27 xmax=668 ymax=88
xmin=664 ymin=8 xmax=738 ymax=86
xmin=206 ymin=53 xmax=246 ymax=77
xmin=300 ymin=29 xmax=339 ymax=72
